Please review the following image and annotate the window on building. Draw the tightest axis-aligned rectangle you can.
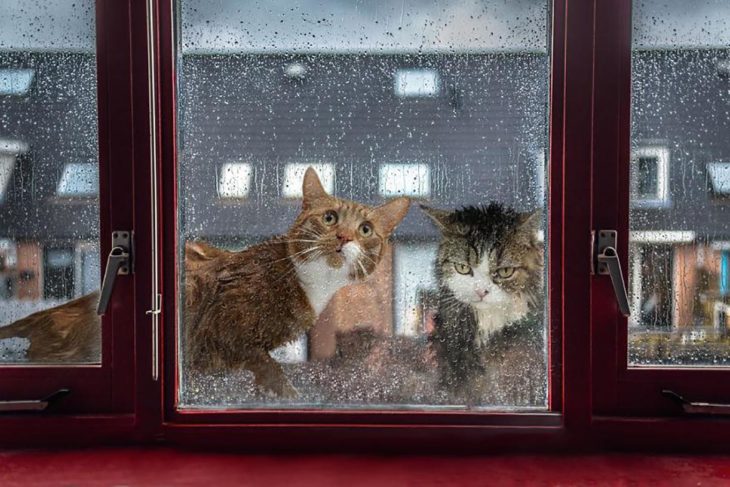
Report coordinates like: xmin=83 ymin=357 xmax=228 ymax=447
xmin=393 ymin=243 xmax=438 ymax=336
xmin=631 ymin=146 xmax=669 ymax=205
xmin=379 ymin=163 xmax=431 ymax=198
xmin=708 ymin=162 xmax=730 ymax=196
xmin=43 ymin=247 xmax=75 ymax=300
xmin=394 ymin=68 xmax=440 ymax=98
xmin=218 ymin=163 xmax=253 ymax=199
xmin=0 ymin=155 xmax=14 ymax=203
xmin=0 ymin=69 xmax=35 ymax=96
xmin=56 ymin=163 xmax=98 ymax=197
xmin=282 ymin=163 xmax=335 ymax=198
xmin=721 ymin=249 xmax=729 ymax=297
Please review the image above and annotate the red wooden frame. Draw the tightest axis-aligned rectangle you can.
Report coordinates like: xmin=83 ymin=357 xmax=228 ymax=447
xmin=2 ymin=0 xmax=729 ymax=452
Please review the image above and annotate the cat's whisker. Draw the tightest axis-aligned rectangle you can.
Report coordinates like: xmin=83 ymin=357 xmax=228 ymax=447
xmin=266 ymin=246 xmax=321 ymax=267
xmin=356 ymin=259 xmax=368 ymax=279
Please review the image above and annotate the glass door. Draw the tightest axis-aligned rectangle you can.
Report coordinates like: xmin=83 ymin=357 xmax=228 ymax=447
xmin=593 ymin=0 xmax=730 ymax=416
xmin=0 ymin=0 xmax=138 ymax=414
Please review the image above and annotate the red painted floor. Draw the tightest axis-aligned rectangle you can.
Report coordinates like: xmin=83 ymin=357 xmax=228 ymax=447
xmin=1 ymin=450 xmax=730 ymax=486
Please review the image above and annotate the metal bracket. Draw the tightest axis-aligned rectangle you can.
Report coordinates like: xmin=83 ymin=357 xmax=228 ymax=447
xmin=594 ymin=230 xmax=631 ymax=317
xmin=97 ymin=231 xmax=133 ymax=315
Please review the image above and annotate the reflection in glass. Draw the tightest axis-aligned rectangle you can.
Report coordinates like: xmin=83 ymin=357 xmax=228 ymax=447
xmin=629 ymin=0 xmax=730 ymax=366
xmin=177 ymin=0 xmax=550 ymax=409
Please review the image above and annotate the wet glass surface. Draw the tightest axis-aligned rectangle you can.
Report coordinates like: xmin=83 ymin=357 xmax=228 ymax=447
xmin=177 ymin=0 xmax=550 ymax=409
xmin=629 ymin=0 xmax=730 ymax=366
xmin=0 ymin=0 xmax=100 ymax=364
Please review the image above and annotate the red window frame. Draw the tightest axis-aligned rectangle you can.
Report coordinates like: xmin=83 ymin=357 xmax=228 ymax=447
xmin=1 ymin=0 xmax=729 ymax=452
xmin=156 ymin=0 xmax=573 ymax=449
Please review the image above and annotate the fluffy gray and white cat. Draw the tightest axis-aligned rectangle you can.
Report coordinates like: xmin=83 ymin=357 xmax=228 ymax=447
xmin=421 ymin=203 xmax=546 ymax=406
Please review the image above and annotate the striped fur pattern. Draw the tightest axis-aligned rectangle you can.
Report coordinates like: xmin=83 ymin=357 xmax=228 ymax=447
xmin=422 ymin=203 xmax=545 ymax=404
xmin=184 ymin=167 xmax=410 ymax=398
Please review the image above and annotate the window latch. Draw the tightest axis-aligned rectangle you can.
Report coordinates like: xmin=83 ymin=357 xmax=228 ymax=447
xmin=663 ymin=390 xmax=730 ymax=416
xmin=593 ymin=230 xmax=631 ymax=317
xmin=0 ymin=389 xmax=70 ymax=413
xmin=97 ymin=231 xmax=133 ymax=315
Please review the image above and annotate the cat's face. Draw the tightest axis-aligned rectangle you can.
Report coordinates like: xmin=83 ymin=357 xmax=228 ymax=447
xmin=422 ymin=204 xmax=543 ymax=312
xmin=288 ymin=168 xmax=410 ymax=280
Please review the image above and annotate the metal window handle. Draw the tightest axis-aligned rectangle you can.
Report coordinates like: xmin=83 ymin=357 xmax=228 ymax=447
xmin=97 ymin=231 xmax=133 ymax=315
xmin=0 ymin=389 xmax=70 ymax=413
xmin=595 ymin=230 xmax=631 ymax=317
xmin=663 ymin=390 xmax=730 ymax=416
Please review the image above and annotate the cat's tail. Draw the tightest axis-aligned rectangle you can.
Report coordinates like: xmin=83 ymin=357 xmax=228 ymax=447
xmin=0 ymin=313 xmax=39 ymax=340
xmin=0 ymin=292 xmax=99 ymax=341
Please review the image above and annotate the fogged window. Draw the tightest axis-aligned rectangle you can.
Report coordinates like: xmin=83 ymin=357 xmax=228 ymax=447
xmin=178 ymin=0 xmax=550 ymax=409
xmin=0 ymin=1 xmax=100 ymax=363
xmin=629 ymin=0 xmax=730 ymax=366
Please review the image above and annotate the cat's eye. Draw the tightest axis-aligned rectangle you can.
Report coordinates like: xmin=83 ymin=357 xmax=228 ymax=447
xmin=322 ymin=210 xmax=338 ymax=226
xmin=495 ymin=267 xmax=516 ymax=279
xmin=454 ymin=262 xmax=472 ymax=275
xmin=359 ymin=222 xmax=373 ymax=237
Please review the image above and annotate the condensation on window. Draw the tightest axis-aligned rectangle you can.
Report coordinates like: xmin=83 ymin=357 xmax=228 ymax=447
xmin=177 ymin=0 xmax=550 ymax=410
xmin=0 ymin=0 xmax=100 ymax=364
xmin=629 ymin=0 xmax=730 ymax=366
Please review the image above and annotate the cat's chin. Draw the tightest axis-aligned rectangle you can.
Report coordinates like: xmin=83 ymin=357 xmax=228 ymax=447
xmin=325 ymin=253 xmax=346 ymax=269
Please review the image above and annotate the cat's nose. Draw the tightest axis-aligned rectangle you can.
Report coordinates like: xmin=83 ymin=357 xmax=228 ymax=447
xmin=336 ymin=233 xmax=353 ymax=252
xmin=336 ymin=233 xmax=353 ymax=243
xmin=475 ymin=289 xmax=489 ymax=299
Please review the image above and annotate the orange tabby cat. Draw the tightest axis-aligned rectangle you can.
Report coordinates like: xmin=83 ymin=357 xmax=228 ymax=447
xmin=184 ymin=168 xmax=410 ymax=397
xmin=0 ymin=168 xmax=409 ymax=396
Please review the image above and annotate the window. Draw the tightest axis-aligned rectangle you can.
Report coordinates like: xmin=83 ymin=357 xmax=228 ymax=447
xmin=393 ymin=243 xmax=438 ymax=336
xmin=56 ymin=163 xmax=98 ymax=197
xmin=631 ymin=146 xmax=669 ymax=205
xmin=282 ymin=163 xmax=335 ymax=198
xmin=0 ymin=69 xmax=35 ymax=96
xmin=379 ymin=163 xmax=431 ymax=198
xmin=0 ymin=155 xmax=13 ymax=203
xmin=626 ymin=0 xmax=730 ymax=370
xmin=43 ymin=247 xmax=75 ymax=300
xmin=217 ymin=163 xmax=253 ymax=199
xmin=721 ymin=249 xmax=729 ymax=297
xmin=394 ymin=68 xmax=440 ymax=98
xmin=708 ymin=162 xmax=730 ymax=196
xmin=0 ymin=139 xmax=28 ymax=204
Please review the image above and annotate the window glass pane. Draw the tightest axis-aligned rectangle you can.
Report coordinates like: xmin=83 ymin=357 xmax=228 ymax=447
xmin=178 ymin=0 xmax=550 ymax=410
xmin=0 ymin=0 xmax=100 ymax=364
xmin=629 ymin=0 xmax=730 ymax=366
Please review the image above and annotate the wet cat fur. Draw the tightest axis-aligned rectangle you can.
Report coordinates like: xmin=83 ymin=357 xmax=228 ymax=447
xmin=184 ymin=168 xmax=410 ymax=398
xmin=422 ymin=203 xmax=545 ymax=405
xmin=0 ymin=293 xmax=100 ymax=363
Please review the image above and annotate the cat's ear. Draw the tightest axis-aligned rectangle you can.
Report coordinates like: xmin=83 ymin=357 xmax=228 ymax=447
xmin=420 ymin=204 xmax=453 ymax=232
xmin=302 ymin=167 xmax=329 ymax=208
xmin=375 ymin=197 xmax=411 ymax=236
xmin=517 ymin=209 xmax=542 ymax=244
